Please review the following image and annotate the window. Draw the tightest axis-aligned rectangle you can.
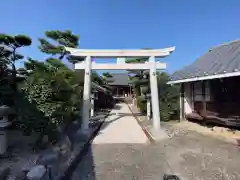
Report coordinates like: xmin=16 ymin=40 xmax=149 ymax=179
xmin=193 ymin=81 xmax=211 ymax=101
xmin=194 ymin=81 xmax=203 ymax=101
xmin=205 ymin=81 xmax=211 ymax=101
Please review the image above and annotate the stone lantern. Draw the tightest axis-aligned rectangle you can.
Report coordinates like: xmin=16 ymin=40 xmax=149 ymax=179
xmin=0 ymin=105 xmax=12 ymax=155
xmin=146 ymin=93 xmax=152 ymax=121
xmin=90 ymin=89 xmax=98 ymax=117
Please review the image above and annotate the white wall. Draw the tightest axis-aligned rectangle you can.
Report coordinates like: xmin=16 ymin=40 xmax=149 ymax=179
xmin=184 ymin=82 xmax=194 ymax=114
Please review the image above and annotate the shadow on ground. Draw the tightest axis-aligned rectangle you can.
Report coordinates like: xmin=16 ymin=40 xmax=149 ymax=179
xmin=111 ymin=104 xmax=122 ymax=110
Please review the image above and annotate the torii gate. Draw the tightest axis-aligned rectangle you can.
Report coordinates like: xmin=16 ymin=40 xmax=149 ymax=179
xmin=65 ymin=47 xmax=175 ymax=134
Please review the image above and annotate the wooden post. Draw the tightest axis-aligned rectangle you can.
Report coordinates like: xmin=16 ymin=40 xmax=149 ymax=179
xmin=179 ymin=83 xmax=185 ymax=121
xmin=202 ymin=81 xmax=206 ymax=117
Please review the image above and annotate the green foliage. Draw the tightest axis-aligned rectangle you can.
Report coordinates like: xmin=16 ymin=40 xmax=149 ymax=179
xmin=0 ymin=68 xmax=14 ymax=105
xmin=0 ymin=30 xmax=114 ymax=146
xmin=101 ymin=72 xmax=115 ymax=85
xmin=102 ymin=72 xmax=113 ymax=78
xmin=126 ymin=57 xmax=150 ymax=112
xmin=134 ymin=72 xmax=179 ymax=121
xmin=38 ymin=30 xmax=80 ymax=64
xmin=0 ymin=33 xmax=32 ymax=106
xmin=0 ymin=34 xmax=31 ymax=47
xmin=126 ymin=58 xmax=148 ymax=79
xmin=137 ymin=95 xmax=147 ymax=113
xmin=126 ymin=55 xmax=179 ymax=121
xmin=92 ymin=71 xmax=105 ymax=85
xmin=157 ymin=72 xmax=180 ymax=121
xmin=13 ymin=30 xmax=83 ymax=139
xmin=18 ymin=58 xmax=83 ymax=135
xmin=0 ymin=34 xmax=31 ymax=66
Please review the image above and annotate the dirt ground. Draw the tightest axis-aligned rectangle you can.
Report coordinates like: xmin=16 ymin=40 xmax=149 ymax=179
xmin=172 ymin=121 xmax=240 ymax=146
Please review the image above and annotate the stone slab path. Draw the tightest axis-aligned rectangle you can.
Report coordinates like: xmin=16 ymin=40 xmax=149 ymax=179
xmin=92 ymin=103 xmax=149 ymax=144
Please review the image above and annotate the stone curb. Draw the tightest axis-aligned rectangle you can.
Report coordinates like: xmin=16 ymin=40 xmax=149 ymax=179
xmin=126 ymin=103 xmax=155 ymax=144
xmin=57 ymin=114 xmax=108 ymax=180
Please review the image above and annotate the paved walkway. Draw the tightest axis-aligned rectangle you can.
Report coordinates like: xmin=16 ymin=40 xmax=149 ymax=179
xmin=92 ymin=103 xmax=149 ymax=144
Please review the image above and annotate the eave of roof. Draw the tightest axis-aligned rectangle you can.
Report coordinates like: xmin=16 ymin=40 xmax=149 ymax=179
xmin=92 ymin=82 xmax=111 ymax=93
xmin=168 ymin=71 xmax=240 ymax=84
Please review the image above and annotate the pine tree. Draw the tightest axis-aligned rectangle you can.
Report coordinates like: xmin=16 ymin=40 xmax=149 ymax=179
xmin=126 ymin=57 xmax=150 ymax=113
xmin=157 ymin=72 xmax=180 ymax=121
xmin=38 ymin=30 xmax=82 ymax=65
xmin=126 ymin=56 xmax=180 ymax=120
xmin=0 ymin=34 xmax=31 ymax=105
xmin=16 ymin=30 xmax=83 ymax=140
xmin=102 ymin=72 xmax=113 ymax=78
xmin=20 ymin=30 xmax=113 ymax=141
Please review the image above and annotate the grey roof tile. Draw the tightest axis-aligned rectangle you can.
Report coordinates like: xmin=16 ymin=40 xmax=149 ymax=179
xmin=108 ymin=73 xmax=130 ymax=86
xmin=170 ymin=40 xmax=240 ymax=82
xmin=92 ymin=82 xmax=110 ymax=93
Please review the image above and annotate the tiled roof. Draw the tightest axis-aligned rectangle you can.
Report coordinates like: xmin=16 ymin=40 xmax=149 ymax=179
xmin=170 ymin=40 xmax=240 ymax=82
xmin=108 ymin=73 xmax=130 ymax=86
xmin=92 ymin=82 xmax=111 ymax=93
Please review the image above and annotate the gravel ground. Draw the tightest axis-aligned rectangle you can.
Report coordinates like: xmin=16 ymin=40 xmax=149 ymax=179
xmin=71 ymin=129 xmax=240 ymax=180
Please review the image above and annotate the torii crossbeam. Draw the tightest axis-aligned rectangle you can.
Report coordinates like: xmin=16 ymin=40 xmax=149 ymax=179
xmin=65 ymin=47 xmax=175 ymax=134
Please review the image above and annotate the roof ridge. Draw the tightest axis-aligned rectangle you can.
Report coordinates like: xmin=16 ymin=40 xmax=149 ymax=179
xmin=209 ymin=39 xmax=240 ymax=51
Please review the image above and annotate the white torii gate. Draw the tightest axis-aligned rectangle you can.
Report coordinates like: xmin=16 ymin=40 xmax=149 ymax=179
xmin=65 ymin=47 xmax=175 ymax=134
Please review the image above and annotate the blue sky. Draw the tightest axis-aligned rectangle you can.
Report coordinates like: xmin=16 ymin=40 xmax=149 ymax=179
xmin=2 ymin=0 xmax=240 ymax=74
